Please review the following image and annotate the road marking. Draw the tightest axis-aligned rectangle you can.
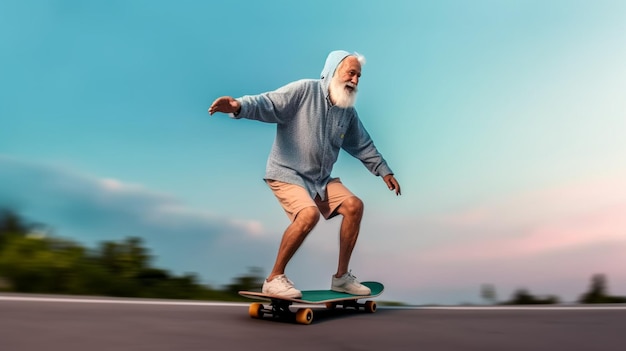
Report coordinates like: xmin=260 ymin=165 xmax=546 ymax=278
xmin=0 ymin=295 xmax=244 ymax=307
xmin=399 ymin=305 xmax=626 ymax=310
xmin=1 ymin=295 xmax=625 ymax=310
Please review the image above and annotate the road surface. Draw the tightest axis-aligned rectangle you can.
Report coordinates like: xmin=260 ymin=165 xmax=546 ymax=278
xmin=1 ymin=294 xmax=624 ymax=351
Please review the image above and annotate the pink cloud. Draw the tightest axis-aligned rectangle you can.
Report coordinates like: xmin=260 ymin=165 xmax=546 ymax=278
xmin=295 ymin=174 xmax=626 ymax=303
xmin=422 ymin=205 xmax=626 ymax=262
xmin=435 ymin=174 xmax=626 ymax=226
xmin=422 ymin=174 xmax=626 ymax=262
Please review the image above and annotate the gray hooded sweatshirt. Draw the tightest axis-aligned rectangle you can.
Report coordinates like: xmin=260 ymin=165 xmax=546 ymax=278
xmin=234 ymin=50 xmax=393 ymax=200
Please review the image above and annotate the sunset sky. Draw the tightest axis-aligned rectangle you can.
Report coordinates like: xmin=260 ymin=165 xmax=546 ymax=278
xmin=1 ymin=0 xmax=625 ymax=304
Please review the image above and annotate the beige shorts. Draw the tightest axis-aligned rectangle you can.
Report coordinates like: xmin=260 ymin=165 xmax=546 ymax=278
xmin=266 ymin=178 xmax=355 ymax=221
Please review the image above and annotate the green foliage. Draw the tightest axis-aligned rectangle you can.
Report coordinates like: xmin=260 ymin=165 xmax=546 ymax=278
xmin=0 ymin=208 xmax=260 ymax=300
xmin=94 ymin=237 xmax=150 ymax=280
xmin=0 ymin=234 xmax=83 ymax=293
xmin=224 ymin=266 xmax=265 ymax=295
xmin=0 ymin=209 xmax=29 ymax=234
xmin=0 ymin=209 xmax=28 ymax=250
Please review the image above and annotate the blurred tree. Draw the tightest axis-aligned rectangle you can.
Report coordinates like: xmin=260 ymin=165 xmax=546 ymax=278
xmin=579 ymin=273 xmax=608 ymax=303
xmin=225 ymin=266 xmax=265 ymax=295
xmin=506 ymin=288 xmax=559 ymax=305
xmin=0 ymin=235 xmax=87 ymax=293
xmin=0 ymin=209 xmax=28 ymax=250
xmin=480 ymin=284 xmax=498 ymax=305
xmin=94 ymin=237 xmax=150 ymax=279
xmin=579 ymin=274 xmax=626 ymax=303
xmin=509 ymin=288 xmax=535 ymax=305
xmin=0 ymin=210 xmax=275 ymax=301
xmin=0 ymin=209 xmax=28 ymax=234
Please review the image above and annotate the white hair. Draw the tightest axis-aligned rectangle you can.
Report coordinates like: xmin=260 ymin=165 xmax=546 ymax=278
xmin=353 ymin=52 xmax=366 ymax=66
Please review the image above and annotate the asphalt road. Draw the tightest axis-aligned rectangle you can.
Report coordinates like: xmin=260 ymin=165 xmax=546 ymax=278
xmin=1 ymin=294 xmax=624 ymax=351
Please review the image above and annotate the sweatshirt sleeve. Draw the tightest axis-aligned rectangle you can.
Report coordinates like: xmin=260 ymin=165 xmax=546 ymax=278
xmin=233 ymin=80 xmax=306 ymax=124
xmin=342 ymin=114 xmax=394 ymax=177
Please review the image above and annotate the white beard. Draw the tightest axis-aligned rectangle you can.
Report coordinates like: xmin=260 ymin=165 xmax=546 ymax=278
xmin=329 ymin=76 xmax=358 ymax=108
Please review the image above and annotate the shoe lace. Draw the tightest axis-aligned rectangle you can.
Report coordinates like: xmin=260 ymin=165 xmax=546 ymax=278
xmin=345 ymin=270 xmax=358 ymax=283
xmin=278 ymin=275 xmax=295 ymax=288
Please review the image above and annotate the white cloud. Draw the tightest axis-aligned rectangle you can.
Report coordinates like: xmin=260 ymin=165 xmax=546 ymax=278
xmin=0 ymin=155 xmax=273 ymax=285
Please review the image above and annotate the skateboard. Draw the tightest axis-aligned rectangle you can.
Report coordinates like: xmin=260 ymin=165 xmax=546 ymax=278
xmin=239 ymin=281 xmax=384 ymax=325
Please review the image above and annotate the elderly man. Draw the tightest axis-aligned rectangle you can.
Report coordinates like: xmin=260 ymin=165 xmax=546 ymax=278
xmin=209 ymin=50 xmax=401 ymax=298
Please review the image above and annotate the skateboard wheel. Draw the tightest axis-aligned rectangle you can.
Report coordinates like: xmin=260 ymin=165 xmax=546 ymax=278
xmin=364 ymin=300 xmax=377 ymax=313
xmin=295 ymin=308 xmax=314 ymax=325
xmin=325 ymin=302 xmax=337 ymax=309
xmin=249 ymin=303 xmax=264 ymax=319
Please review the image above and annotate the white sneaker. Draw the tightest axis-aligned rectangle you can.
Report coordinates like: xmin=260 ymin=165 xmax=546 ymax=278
xmin=262 ymin=274 xmax=302 ymax=298
xmin=331 ymin=271 xmax=371 ymax=295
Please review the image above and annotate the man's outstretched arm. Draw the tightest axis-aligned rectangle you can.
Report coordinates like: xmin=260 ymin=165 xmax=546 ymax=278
xmin=208 ymin=96 xmax=241 ymax=116
xmin=383 ymin=174 xmax=401 ymax=196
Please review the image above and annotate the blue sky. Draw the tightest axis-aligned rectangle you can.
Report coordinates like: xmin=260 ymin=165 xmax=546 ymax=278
xmin=1 ymin=0 xmax=625 ymax=304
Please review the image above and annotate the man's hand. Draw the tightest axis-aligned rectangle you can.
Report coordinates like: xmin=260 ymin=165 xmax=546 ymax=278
xmin=208 ymin=96 xmax=241 ymax=116
xmin=383 ymin=174 xmax=401 ymax=196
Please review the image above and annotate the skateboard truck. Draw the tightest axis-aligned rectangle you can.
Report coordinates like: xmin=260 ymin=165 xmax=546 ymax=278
xmin=248 ymin=297 xmax=377 ymax=325
xmin=249 ymin=299 xmax=313 ymax=325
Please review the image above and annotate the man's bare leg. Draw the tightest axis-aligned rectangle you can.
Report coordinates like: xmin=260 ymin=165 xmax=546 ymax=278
xmin=333 ymin=196 xmax=364 ymax=278
xmin=267 ymin=206 xmax=320 ymax=281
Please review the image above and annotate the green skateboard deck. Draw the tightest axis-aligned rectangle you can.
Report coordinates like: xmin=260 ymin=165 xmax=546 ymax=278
xmin=239 ymin=281 xmax=384 ymax=325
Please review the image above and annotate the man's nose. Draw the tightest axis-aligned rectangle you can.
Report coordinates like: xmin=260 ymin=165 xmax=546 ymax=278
xmin=351 ymin=75 xmax=359 ymax=85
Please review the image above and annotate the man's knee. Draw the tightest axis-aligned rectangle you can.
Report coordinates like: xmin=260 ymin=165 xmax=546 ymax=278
xmin=294 ymin=207 xmax=320 ymax=232
xmin=339 ymin=196 xmax=364 ymax=218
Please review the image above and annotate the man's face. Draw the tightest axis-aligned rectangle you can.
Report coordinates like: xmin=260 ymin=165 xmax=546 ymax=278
xmin=329 ymin=56 xmax=362 ymax=108
xmin=336 ymin=56 xmax=361 ymax=88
